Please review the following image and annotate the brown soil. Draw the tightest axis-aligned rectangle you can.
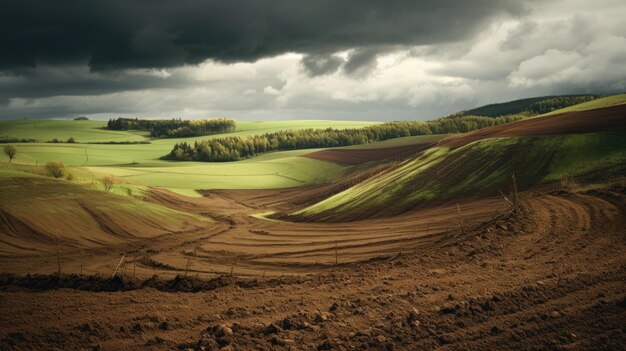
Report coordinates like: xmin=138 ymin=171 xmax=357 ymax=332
xmin=304 ymin=143 xmax=434 ymax=165
xmin=1 ymin=186 xmax=625 ymax=350
xmin=441 ymin=103 xmax=626 ymax=147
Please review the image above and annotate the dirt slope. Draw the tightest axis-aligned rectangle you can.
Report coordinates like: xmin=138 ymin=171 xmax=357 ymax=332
xmin=304 ymin=143 xmax=434 ymax=165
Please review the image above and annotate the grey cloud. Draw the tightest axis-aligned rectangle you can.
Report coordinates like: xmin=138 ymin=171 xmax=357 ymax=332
xmin=343 ymin=48 xmax=382 ymax=77
xmin=500 ymin=20 xmax=538 ymax=50
xmin=301 ymin=54 xmax=344 ymax=76
xmin=1 ymin=0 xmax=530 ymax=73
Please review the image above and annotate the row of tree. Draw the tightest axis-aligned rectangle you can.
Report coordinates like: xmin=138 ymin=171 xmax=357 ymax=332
xmin=458 ymin=95 xmax=599 ymax=117
xmin=106 ymin=118 xmax=237 ymax=138
xmin=166 ymin=115 xmax=523 ymax=162
xmin=526 ymin=96 xmax=598 ymax=114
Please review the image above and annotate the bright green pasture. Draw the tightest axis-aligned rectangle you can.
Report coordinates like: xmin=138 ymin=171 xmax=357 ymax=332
xmin=88 ymin=154 xmax=345 ymax=191
xmin=0 ymin=119 xmax=378 ymax=145
xmin=0 ymin=119 xmax=147 ymax=142
xmin=4 ymin=143 xmax=347 ymax=194
xmin=3 ymin=119 xmax=380 ymax=166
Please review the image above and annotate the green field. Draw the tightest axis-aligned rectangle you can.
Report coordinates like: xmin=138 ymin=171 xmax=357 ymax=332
xmin=0 ymin=119 xmax=379 ymax=195
xmin=89 ymin=152 xmax=346 ymax=193
xmin=0 ymin=119 xmax=148 ymax=142
xmin=0 ymin=119 xmax=378 ymax=144
xmin=2 ymin=96 xmax=624 ymax=200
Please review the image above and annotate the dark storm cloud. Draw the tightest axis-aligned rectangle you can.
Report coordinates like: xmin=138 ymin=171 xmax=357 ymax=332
xmin=301 ymin=54 xmax=344 ymax=77
xmin=1 ymin=0 xmax=530 ymax=73
xmin=343 ymin=48 xmax=384 ymax=77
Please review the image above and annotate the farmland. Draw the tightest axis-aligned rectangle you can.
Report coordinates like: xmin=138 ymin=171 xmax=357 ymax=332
xmin=1 ymin=120 xmax=379 ymax=195
xmin=0 ymin=96 xmax=625 ymax=351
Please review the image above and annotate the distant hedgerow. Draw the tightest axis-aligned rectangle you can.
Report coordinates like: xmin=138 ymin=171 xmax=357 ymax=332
xmin=106 ymin=118 xmax=236 ymax=138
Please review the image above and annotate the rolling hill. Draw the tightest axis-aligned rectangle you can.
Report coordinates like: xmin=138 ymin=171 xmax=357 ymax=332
xmin=0 ymin=169 xmax=212 ymax=256
xmin=291 ymin=102 xmax=626 ymax=221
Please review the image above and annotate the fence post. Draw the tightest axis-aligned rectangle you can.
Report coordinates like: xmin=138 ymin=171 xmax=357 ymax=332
xmin=56 ymin=239 xmax=62 ymax=275
xmin=112 ymin=255 xmax=125 ymax=278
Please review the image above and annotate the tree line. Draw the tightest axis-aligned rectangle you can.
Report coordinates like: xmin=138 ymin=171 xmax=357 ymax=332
xmin=458 ymin=95 xmax=599 ymax=118
xmin=106 ymin=118 xmax=236 ymax=138
xmin=526 ymin=95 xmax=598 ymax=114
xmin=166 ymin=115 xmax=523 ymax=162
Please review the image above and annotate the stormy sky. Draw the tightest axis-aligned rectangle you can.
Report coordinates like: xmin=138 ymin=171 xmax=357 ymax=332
xmin=1 ymin=0 xmax=625 ymax=120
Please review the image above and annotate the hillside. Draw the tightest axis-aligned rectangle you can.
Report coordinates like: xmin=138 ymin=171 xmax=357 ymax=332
xmin=291 ymin=104 xmax=626 ymax=221
xmin=0 ymin=169 xmax=211 ymax=256
xmin=457 ymin=94 xmax=599 ymax=117
xmin=541 ymin=92 xmax=626 ymax=116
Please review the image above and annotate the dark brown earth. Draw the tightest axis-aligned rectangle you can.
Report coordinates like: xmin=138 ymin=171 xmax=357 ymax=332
xmin=1 ymin=186 xmax=625 ymax=350
xmin=304 ymin=143 xmax=434 ymax=165
xmin=441 ymin=103 xmax=626 ymax=148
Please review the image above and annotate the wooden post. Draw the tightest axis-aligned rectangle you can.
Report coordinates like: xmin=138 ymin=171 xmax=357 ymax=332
xmin=457 ymin=203 xmax=465 ymax=235
xmin=56 ymin=239 xmax=62 ymax=275
xmin=80 ymin=251 xmax=84 ymax=276
xmin=512 ymin=174 xmax=518 ymax=208
xmin=184 ymin=257 xmax=192 ymax=278
xmin=112 ymin=255 xmax=125 ymax=278
xmin=230 ymin=265 xmax=234 ymax=277
xmin=25 ymin=258 xmax=30 ymax=276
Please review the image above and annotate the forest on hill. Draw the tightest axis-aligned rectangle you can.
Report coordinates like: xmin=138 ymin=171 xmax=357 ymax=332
xmin=458 ymin=95 xmax=599 ymax=117
xmin=106 ymin=118 xmax=236 ymax=138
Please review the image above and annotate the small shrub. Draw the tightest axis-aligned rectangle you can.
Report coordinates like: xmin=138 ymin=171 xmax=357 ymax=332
xmin=48 ymin=138 xmax=61 ymax=143
xmin=559 ymin=176 xmax=580 ymax=191
xmin=45 ymin=161 xmax=65 ymax=178
xmin=74 ymin=116 xmax=89 ymax=121
xmin=66 ymin=137 xmax=76 ymax=143
xmin=65 ymin=172 xmax=75 ymax=181
xmin=103 ymin=176 xmax=116 ymax=192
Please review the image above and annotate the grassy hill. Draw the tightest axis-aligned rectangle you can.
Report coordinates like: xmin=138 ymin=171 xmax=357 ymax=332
xmin=292 ymin=100 xmax=626 ymax=221
xmin=0 ymin=168 xmax=211 ymax=256
xmin=294 ymin=133 xmax=625 ymax=221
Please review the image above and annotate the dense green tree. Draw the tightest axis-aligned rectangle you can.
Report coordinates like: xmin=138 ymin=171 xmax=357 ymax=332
xmin=106 ymin=118 xmax=236 ymax=138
